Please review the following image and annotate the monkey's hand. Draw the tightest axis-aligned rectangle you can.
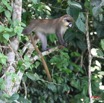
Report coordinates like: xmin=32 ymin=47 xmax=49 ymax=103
xmin=42 ymin=47 xmax=50 ymax=52
xmin=63 ymin=42 xmax=67 ymax=47
xmin=58 ymin=45 xmax=65 ymax=49
xmin=61 ymin=42 xmax=67 ymax=48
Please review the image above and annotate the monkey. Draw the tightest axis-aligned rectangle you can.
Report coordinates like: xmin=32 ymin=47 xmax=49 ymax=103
xmin=22 ymin=14 xmax=73 ymax=81
xmin=22 ymin=14 xmax=73 ymax=51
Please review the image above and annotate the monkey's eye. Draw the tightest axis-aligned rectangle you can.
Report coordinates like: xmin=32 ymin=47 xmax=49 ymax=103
xmin=66 ymin=19 xmax=70 ymax=22
xmin=64 ymin=19 xmax=70 ymax=22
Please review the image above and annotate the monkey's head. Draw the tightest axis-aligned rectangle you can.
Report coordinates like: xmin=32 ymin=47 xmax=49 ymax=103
xmin=62 ymin=14 xmax=74 ymax=28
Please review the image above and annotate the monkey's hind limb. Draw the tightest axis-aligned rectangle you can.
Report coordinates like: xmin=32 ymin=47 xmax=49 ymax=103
xmin=29 ymin=34 xmax=52 ymax=82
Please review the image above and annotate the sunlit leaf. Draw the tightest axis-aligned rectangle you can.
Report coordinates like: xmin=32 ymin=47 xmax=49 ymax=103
xmin=67 ymin=6 xmax=80 ymax=20
xmin=91 ymin=48 xmax=104 ymax=57
xmin=2 ymin=0 xmax=7 ymax=6
xmin=68 ymin=1 xmax=82 ymax=9
xmin=26 ymin=72 xmax=40 ymax=81
xmin=0 ymin=6 xmax=4 ymax=12
xmin=5 ymin=10 xmax=11 ymax=19
xmin=91 ymin=0 xmax=101 ymax=6
xmin=95 ymin=60 xmax=101 ymax=68
xmin=45 ymin=5 xmax=51 ymax=11
xmin=98 ymin=71 xmax=104 ymax=76
xmin=31 ymin=0 xmax=40 ymax=4
xmin=47 ymin=83 xmax=57 ymax=92
xmin=9 ymin=93 xmax=19 ymax=101
xmin=0 ymin=25 xmax=5 ymax=32
xmin=3 ymin=34 xmax=10 ymax=41
xmin=76 ymin=13 xmax=85 ymax=33
xmin=34 ymin=61 xmax=40 ymax=68
xmin=0 ymin=78 xmax=5 ymax=90
xmin=92 ymin=6 xmax=102 ymax=17
xmin=0 ymin=53 xmax=7 ymax=65
xmin=100 ymin=39 xmax=104 ymax=50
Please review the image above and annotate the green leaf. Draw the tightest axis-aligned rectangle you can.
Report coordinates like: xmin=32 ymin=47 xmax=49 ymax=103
xmin=47 ymin=83 xmax=57 ymax=92
xmin=0 ymin=25 xmax=5 ymax=32
xmin=76 ymin=13 xmax=86 ymax=33
xmin=91 ymin=0 xmax=101 ymax=6
xmin=67 ymin=6 xmax=80 ymax=20
xmin=62 ymin=84 xmax=70 ymax=93
xmin=82 ymin=86 xmax=87 ymax=95
xmin=45 ymin=5 xmax=51 ymax=11
xmin=5 ymin=10 xmax=11 ymax=19
xmin=1 ymin=58 xmax=7 ymax=65
xmin=23 ymin=56 xmax=31 ymax=68
xmin=17 ymin=60 xmax=24 ymax=67
xmin=92 ymin=6 xmax=101 ymax=17
xmin=64 ymin=29 xmax=76 ymax=42
xmin=18 ymin=97 xmax=31 ymax=103
xmin=76 ymin=40 xmax=86 ymax=51
xmin=31 ymin=0 xmax=40 ymax=4
xmin=6 ymin=4 xmax=12 ymax=12
xmin=71 ymin=79 xmax=80 ymax=89
xmin=34 ymin=61 xmax=40 ymax=68
xmin=2 ymin=0 xmax=8 ymax=6
xmin=98 ymin=71 xmax=104 ymax=76
xmin=71 ymin=52 xmax=80 ymax=57
xmin=0 ymin=65 xmax=2 ymax=72
xmin=0 ymin=53 xmax=7 ymax=65
xmin=68 ymin=1 xmax=82 ymax=9
xmin=26 ymin=72 xmax=40 ymax=81
xmin=0 ymin=78 xmax=3 ymax=84
xmin=0 ymin=6 xmax=4 ymax=12
xmin=5 ymin=27 xmax=13 ymax=32
xmin=3 ymin=34 xmax=10 ymax=41
xmin=48 ymin=34 xmax=57 ymax=43
xmin=9 ymin=93 xmax=19 ymax=101
xmin=0 ymin=78 xmax=5 ymax=90
xmin=2 ymin=0 xmax=12 ymax=11
xmin=100 ymin=39 xmax=104 ymax=50
xmin=14 ymin=26 xmax=23 ymax=34
xmin=91 ymin=48 xmax=104 ymax=57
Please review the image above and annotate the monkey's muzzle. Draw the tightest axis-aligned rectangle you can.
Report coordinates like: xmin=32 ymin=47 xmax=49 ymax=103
xmin=68 ymin=22 xmax=72 ymax=27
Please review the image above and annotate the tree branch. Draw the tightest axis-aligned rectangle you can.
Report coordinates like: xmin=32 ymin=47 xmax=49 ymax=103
xmin=31 ymin=46 xmax=59 ymax=61
xmin=85 ymin=12 xmax=93 ymax=103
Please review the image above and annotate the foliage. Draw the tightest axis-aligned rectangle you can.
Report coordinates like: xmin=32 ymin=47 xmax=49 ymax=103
xmin=0 ymin=0 xmax=104 ymax=103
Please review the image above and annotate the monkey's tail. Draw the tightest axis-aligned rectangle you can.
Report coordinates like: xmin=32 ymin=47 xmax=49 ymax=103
xmin=29 ymin=34 xmax=52 ymax=82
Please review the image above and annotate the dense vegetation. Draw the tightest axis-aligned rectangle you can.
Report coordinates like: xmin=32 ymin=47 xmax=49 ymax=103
xmin=0 ymin=0 xmax=104 ymax=103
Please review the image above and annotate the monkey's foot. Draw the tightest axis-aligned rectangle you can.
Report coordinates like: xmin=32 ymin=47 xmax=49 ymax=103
xmin=42 ymin=48 xmax=50 ymax=52
xmin=58 ymin=45 xmax=65 ymax=49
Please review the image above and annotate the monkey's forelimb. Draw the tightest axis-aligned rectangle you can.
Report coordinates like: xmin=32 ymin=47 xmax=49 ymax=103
xmin=29 ymin=34 xmax=52 ymax=82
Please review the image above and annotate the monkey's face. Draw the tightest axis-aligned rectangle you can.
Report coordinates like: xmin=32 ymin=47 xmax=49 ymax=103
xmin=62 ymin=15 xmax=73 ymax=28
xmin=63 ymin=18 xmax=73 ymax=28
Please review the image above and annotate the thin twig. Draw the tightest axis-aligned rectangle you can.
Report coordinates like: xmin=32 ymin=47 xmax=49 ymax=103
xmin=0 ymin=45 xmax=9 ymax=48
xmin=85 ymin=12 xmax=93 ymax=103
xmin=49 ymin=5 xmax=66 ymax=11
xmin=22 ymin=79 xmax=27 ymax=99
xmin=31 ymin=46 xmax=59 ymax=61
xmin=80 ymin=52 xmax=84 ymax=68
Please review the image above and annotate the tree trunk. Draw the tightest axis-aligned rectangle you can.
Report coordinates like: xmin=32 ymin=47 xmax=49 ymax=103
xmin=4 ymin=0 xmax=22 ymax=96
